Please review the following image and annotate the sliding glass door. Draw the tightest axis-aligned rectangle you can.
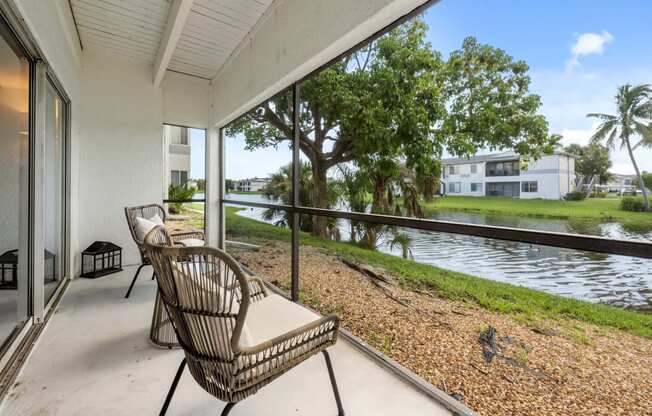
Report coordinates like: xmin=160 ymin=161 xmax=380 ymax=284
xmin=43 ymin=80 xmax=66 ymax=305
xmin=0 ymin=20 xmax=31 ymax=347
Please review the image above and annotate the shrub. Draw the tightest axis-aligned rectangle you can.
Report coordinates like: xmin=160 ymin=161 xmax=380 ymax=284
xmin=564 ymin=191 xmax=586 ymax=201
xmin=590 ymin=191 xmax=608 ymax=199
xmin=168 ymin=184 xmax=197 ymax=214
xmin=620 ymin=196 xmax=646 ymax=212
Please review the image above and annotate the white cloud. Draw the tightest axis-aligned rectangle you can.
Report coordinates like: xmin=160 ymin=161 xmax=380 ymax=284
xmin=565 ymin=30 xmax=614 ymax=73
xmin=559 ymin=124 xmax=599 ymax=146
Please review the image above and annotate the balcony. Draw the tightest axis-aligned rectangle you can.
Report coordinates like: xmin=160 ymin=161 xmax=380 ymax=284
xmin=0 ymin=266 xmax=461 ymax=416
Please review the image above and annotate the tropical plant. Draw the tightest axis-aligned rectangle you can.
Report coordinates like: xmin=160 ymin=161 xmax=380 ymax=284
xmin=587 ymin=84 xmax=652 ymax=211
xmin=168 ymin=183 xmax=197 ymax=214
xmin=335 ymin=165 xmax=370 ymax=242
xmin=261 ymin=162 xmax=338 ymax=233
xmin=388 ymin=230 xmax=414 ymax=260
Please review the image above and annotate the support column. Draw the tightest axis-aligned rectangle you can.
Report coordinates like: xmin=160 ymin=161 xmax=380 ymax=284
xmin=205 ymin=126 xmax=223 ymax=248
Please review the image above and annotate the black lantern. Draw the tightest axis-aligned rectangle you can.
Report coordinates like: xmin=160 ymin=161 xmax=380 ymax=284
xmin=81 ymin=241 xmax=122 ymax=278
xmin=0 ymin=249 xmax=18 ymax=290
xmin=0 ymin=249 xmax=56 ymax=289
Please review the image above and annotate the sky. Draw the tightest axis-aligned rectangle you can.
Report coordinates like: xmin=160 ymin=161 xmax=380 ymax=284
xmin=189 ymin=128 xmax=205 ymax=179
xmin=222 ymin=0 xmax=652 ymax=179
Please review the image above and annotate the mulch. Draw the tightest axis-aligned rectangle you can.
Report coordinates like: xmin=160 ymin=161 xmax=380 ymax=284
xmin=231 ymin=240 xmax=652 ymax=416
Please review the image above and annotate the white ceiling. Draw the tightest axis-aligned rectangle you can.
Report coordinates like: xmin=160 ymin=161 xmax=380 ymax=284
xmin=70 ymin=0 xmax=274 ymax=80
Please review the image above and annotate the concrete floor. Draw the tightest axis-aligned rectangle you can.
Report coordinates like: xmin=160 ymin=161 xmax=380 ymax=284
xmin=0 ymin=266 xmax=451 ymax=416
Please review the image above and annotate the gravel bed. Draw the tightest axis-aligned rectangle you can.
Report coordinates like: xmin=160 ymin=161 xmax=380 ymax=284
xmin=231 ymin=240 xmax=652 ymax=416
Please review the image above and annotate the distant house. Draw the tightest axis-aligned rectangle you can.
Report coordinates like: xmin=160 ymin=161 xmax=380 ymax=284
xmin=237 ymin=177 xmax=269 ymax=192
xmin=606 ymin=173 xmax=638 ymax=193
xmin=163 ymin=125 xmax=191 ymax=187
xmin=440 ymin=151 xmax=576 ymax=200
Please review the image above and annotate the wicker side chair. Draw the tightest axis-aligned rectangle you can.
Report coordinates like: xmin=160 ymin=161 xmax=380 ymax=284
xmin=124 ymin=204 xmax=204 ymax=298
xmin=144 ymin=226 xmax=344 ymax=416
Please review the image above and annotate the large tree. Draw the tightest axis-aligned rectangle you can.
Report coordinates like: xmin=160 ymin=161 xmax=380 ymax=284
xmin=227 ymin=19 xmax=557 ymax=237
xmin=588 ymin=84 xmax=652 ymax=211
xmin=564 ymin=143 xmax=612 ymax=185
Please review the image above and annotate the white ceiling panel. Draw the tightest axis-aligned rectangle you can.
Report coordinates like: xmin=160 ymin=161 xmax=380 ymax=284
xmin=70 ymin=0 xmax=275 ymax=81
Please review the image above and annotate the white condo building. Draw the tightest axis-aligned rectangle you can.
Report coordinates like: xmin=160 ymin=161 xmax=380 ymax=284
xmin=163 ymin=125 xmax=191 ymax=188
xmin=441 ymin=151 xmax=575 ymax=200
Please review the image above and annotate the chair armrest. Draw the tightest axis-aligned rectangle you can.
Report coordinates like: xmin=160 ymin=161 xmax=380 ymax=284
xmin=170 ymin=230 xmax=205 ymax=243
xmin=246 ymin=276 xmax=269 ymax=302
xmin=237 ymin=313 xmax=340 ymax=356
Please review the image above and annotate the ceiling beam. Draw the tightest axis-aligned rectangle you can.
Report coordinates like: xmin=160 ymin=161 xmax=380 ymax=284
xmin=153 ymin=0 xmax=194 ymax=87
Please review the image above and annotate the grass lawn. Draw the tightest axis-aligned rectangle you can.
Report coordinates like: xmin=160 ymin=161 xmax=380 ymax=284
xmin=225 ymin=206 xmax=652 ymax=339
xmin=424 ymin=196 xmax=652 ymax=230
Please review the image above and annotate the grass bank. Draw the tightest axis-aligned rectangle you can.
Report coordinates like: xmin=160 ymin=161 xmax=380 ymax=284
xmin=424 ymin=196 xmax=652 ymax=231
xmin=226 ymin=206 xmax=652 ymax=339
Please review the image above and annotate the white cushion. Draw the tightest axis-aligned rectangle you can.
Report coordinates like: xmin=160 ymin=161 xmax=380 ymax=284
xmin=134 ymin=214 xmax=163 ymax=242
xmin=177 ymin=238 xmax=204 ymax=247
xmin=241 ymin=294 xmax=320 ymax=348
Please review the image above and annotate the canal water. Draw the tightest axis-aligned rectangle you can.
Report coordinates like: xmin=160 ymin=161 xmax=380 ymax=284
xmin=226 ymin=193 xmax=652 ymax=311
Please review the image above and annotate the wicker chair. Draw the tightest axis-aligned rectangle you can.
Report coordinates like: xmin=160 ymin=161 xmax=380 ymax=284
xmin=144 ymin=226 xmax=344 ymax=416
xmin=123 ymin=204 xmax=204 ymax=298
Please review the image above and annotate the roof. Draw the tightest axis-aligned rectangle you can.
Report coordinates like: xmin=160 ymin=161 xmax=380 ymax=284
xmin=441 ymin=150 xmax=574 ymax=165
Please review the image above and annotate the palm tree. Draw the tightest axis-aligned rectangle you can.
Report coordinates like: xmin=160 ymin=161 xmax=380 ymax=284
xmin=587 ymin=84 xmax=652 ymax=211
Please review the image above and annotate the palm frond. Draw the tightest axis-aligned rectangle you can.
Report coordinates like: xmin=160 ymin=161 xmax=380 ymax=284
xmin=586 ymin=113 xmax=617 ymax=121
xmin=590 ymin=120 xmax=617 ymax=147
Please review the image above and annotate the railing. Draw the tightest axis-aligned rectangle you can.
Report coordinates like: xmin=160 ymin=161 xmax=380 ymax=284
xmin=221 ymin=197 xmax=652 ymax=307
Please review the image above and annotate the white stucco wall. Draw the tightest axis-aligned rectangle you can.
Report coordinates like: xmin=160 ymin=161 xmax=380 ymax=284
xmin=161 ymin=72 xmax=209 ymax=129
xmin=78 ymin=49 xmax=164 ymax=267
xmin=210 ymin=0 xmax=431 ymax=127
xmin=77 ymin=49 xmax=210 ymax=268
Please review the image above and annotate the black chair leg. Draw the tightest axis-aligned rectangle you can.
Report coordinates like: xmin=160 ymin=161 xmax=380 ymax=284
xmin=124 ymin=264 xmax=147 ymax=298
xmin=323 ymin=350 xmax=345 ymax=416
xmin=152 ymin=271 xmax=157 ymax=281
xmin=159 ymin=358 xmax=186 ymax=416
xmin=220 ymin=402 xmax=236 ymax=416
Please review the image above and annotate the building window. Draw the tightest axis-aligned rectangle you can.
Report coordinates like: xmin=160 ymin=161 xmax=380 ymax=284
xmin=486 ymin=160 xmax=520 ymax=177
xmin=169 ymin=126 xmax=189 ymax=145
xmin=521 ymin=181 xmax=538 ymax=193
xmin=449 ymin=182 xmax=462 ymax=193
xmin=471 ymin=182 xmax=483 ymax=192
xmin=470 ymin=164 xmax=477 ymax=174
xmin=171 ymin=170 xmax=188 ymax=186
xmin=449 ymin=165 xmax=460 ymax=175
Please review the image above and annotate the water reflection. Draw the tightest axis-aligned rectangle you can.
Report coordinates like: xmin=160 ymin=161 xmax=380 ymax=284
xmin=226 ymin=194 xmax=652 ymax=311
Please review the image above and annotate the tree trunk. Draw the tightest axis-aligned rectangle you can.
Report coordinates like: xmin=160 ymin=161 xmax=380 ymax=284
xmin=423 ymin=176 xmax=434 ymax=201
xmin=625 ymin=137 xmax=650 ymax=211
xmin=372 ymin=177 xmax=389 ymax=214
xmin=312 ymin=162 xmax=330 ymax=237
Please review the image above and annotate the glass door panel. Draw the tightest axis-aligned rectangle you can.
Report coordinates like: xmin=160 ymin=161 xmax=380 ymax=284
xmin=43 ymin=81 xmax=65 ymax=304
xmin=0 ymin=26 xmax=30 ymax=345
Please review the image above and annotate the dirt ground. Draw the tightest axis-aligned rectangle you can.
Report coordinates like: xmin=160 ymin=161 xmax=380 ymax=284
xmin=230 ymin=240 xmax=652 ymax=416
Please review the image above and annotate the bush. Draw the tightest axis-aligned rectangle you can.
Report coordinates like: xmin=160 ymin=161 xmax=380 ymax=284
xmin=168 ymin=184 xmax=197 ymax=214
xmin=564 ymin=191 xmax=586 ymax=201
xmin=590 ymin=191 xmax=608 ymax=199
xmin=620 ymin=196 xmax=646 ymax=212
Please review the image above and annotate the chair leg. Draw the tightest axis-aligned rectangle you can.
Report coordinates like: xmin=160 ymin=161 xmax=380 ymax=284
xmin=220 ymin=402 xmax=236 ymax=416
xmin=124 ymin=264 xmax=147 ymax=298
xmin=159 ymin=358 xmax=186 ymax=416
xmin=323 ymin=350 xmax=345 ymax=416
xmin=152 ymin=271 xmax=157 ymax=281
